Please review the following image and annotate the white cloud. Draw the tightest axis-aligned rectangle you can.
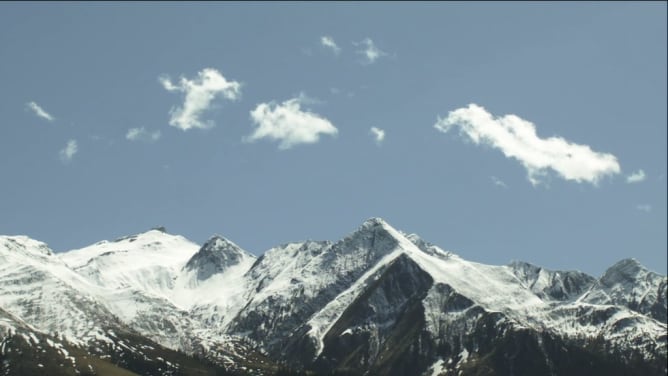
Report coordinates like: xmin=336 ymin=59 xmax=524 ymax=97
xmin=294 ymin=91 xmax=322 ymax=106
xmin=159 ymin=68 xmax=241 ymax=131
xmin=126 ymin=127 xmax=161 ymax=142
xmin=434 ymin=104 xmax=621 ymax=186
xmin=491 ymin=176 xmax=508 ymax=188
xmin=246 ymin=97 xmax=338 ymax=150
xmin=354 ymin=38 xmax=387 ymax=64
xmin=626 ymin=169 xmax=646 ymax=184
xmin=320 ymin=36 xmax=341 ymax=55
xmin=26 ymin=101 xmax=54 ymax=122
xmin=59 ymin=139 xmax=77 ymax=162
xmin=636 ymin=204 xmax=652 ymax=212
xmin=370 ymin=127 xmax=385 ymax=145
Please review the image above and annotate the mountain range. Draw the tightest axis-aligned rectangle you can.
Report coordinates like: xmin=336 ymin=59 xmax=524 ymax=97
xmin=1 ymin=218 xmax=666 ymax=375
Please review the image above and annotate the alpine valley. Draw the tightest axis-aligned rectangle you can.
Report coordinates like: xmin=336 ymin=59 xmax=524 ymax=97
xmin=1 ymin=218 xmax=666 ymax=375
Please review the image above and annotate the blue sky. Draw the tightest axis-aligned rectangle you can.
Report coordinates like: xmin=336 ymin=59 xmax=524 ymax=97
xmin=1 ymin=2 xmax=665 ymax=275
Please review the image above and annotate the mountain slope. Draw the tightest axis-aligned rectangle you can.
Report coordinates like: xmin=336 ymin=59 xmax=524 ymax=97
xmin=581 ymin=258 xmax=667 ymax=322
xmin=1 ymin=219 xmax=666 ymax=375
xmin=0 ymin=237 xmax=238 ymax=376
xmin=273 ymin=220 xmax=666 ymax=375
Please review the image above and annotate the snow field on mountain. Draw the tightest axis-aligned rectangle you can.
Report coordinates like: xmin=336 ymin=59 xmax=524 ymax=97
xmin=60 ymin=230 xmax=200 ymax=295
xmin=173 ymin=254 xmax=256 ymax=329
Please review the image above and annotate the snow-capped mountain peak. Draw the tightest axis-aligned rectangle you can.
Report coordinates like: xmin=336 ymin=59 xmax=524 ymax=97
xmin=359 ymin=216 xmax=389 ymax=228
xmin=600 ymin=258 xmax=650 ymax=286
xmin=0 ymin=235 xmax=53 ymax=260
xmin=1 ymin=221 xmax=666 ymax=376
xmin=507 ymin=260 xmax=596 ymax=301
xmin=328 ymin=217 xmax=403 ymax=259
xmin=58 ymin=229 xmax=200 ymax=296
xmin=579 ymin=257 xmax=667 ymax=323
xmin=183 ymin=234 xmax=254 ymax=280
xmin=60 ymin=228 xmax=195 ymax=270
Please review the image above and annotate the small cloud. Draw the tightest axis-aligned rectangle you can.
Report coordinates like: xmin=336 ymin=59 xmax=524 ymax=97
xmin=246 ymin=96 xmax=338 ymax=150
xmin=330 ymin=87 xmax=341 ymax=95
xmin=59 ymin=139 xmax=77 ymax=162
xmin=126 ymin=127 xmax=161 ymax=142
xmin=354 ymin=38 xmax=387 ymax=64
xmin=635 ymin=204 xmax=652 ymax=212
xmin=159 ymin=68 xmax=241 ymax=131
xmin=434 ymin=104 xmax=621 ymax=186
xmin=491 ymin=176 xmax=508 ymax=188
xmin=330 ymin=87 xmax=355 ymax=98
xmin=159 ymin=77 xmax=178 ymax=91
xmin=370 ymin=127 xmax=385 ymax=145
xmin=320 ymin=36 xmax=341 ymax=55
xmin=26 ymin=101 xmax=55 ymax=122
xmin=626 ymin=169 xmax=646 ymax=184
xmin=295 ymin=91 xmax=322 ymax=106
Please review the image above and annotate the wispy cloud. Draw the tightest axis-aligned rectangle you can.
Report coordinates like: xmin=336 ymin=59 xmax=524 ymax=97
xmin=370 ymin=127 xmax=385 ymax=145
xmin=626 ymin=169 xmax=646 ymax=184
xmin=159 ymin=68 xmax=241 ymax=131
xmin=636 ymin=204 xmax=652 ymax=212
xmin=354 ymin=38 xmax=387 ymax=64
xmin=26 ymin=101 xmax=54 ymax=122
xmin=330 ymin=87 xmax=355 ymax=98
xmin=126 ymin=127 xmax=161 ymax=142
xmin=246 ymin=97 xmax=338 ymax=150
xmin=491 ymin=176 xmax=508 ymax=188
xmin=434 ymin=104 xmax=621 ymax=186
xmin=59 ymin=139 xmax=77 ymax=162
xmin=320 ymin=36 xmax=341 ymax=55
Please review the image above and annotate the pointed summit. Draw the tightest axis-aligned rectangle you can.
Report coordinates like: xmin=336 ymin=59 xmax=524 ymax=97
xmin=184 ymin=235 xmax=253 ymax=280
xmin=600 ymin=258 xmax=649 ymax=286
xmin=359 ymin=217 xmax=388 ymax=228
xmin=353 ymin=217 xmax=398 ymax=241
xmin=324 ymin=217 xmax=405 ymax=263
xmin=353 ymin=217 xmax=405 ymax=241
xmin=586 ymin=258 xmax=667 ymax=322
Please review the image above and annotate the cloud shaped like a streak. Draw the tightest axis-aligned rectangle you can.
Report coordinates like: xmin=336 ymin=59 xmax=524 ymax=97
xmin=370 ymin=127 xmax=385 ymax=145
xmin=636 ymin=204 xmax=651 ymax=212
xmin=26 ymin=101 xmax=54 ymax=122
xmin=491 ymin=176 xmax=508 ymax=188
xmin=354 ymin=38 xmax=387 ymax=64
xmin=126 ymin=127 xmax=161 ymax=142
xmin=246 ymin=97 xmax=338 ymax=150
xmin=320 ymin=36 xmax=341 ymax=55
xmin=59 ymin=139 xmax=77 ymax=162
xmin=434 ymin=104 xmax=621 ymax=186
xmin=160 ymin=68 xmax=241 ymax=131
xmin=626 ymin=169 xmax=646 ymax=184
